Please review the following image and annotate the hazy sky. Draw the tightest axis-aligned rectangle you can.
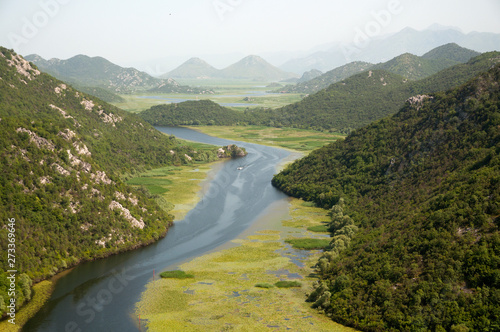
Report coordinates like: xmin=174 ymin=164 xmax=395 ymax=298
xmin=1 ymin=0 xmax=499 ymax=71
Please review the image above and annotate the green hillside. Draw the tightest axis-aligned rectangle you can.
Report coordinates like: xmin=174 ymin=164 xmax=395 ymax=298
xmin=372 ymin=52 xmax=457 ymax=81
xmin=422 ymin=42 xmax=481 ymax=63
xmin=275 ymin=61 xmax=373 ymax=94
xmin=269 ymin=52 xmax=500 ymax=133
xmin=271 ymin=64 xmax=500 ymax=331
xmin=73 ymin=85 xmax=125 ymax=103
xmin=0 ymin=48 xmax=218 ymax=317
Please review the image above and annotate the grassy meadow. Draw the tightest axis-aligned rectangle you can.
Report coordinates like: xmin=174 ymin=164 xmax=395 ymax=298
xmin=126 ymin=162 xmax=221 ymax=221
xmin=189 ymin=126 xmax=344 ymax=152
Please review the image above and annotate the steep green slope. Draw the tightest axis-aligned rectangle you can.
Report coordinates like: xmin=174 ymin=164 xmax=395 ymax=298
xmin=372 ymin=52 xmax=458 ymax=81
xmin=0 ymin=48 xmax=216 ymax=317
xmin=272 ymin=64 xmax=500 ymax=331
xmin=73 ymin=85 xmax=125 ymax=103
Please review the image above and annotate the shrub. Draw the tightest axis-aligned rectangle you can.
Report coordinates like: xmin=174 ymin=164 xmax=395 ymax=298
xmin=159 ymin=270 xmax=194 ymax=279
xmin=255 ymin=283 xmax=274 ymax=289
xmin=275 ymin=281 xmax=302 ymax=288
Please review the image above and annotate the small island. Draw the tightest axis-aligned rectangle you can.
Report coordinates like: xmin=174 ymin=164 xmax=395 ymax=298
xmin=217 ymin=144 xmax=247 ymax=158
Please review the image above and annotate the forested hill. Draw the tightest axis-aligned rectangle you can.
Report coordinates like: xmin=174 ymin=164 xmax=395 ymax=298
xmin=0 ymin=48 xmax=213 ymax=317
xmin=140 ymin=100 xmax=243 ymax=126
xmin=271 ymin=64 xmax=500 ymax=331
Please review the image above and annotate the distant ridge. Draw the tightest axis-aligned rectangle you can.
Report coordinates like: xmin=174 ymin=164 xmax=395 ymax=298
xmin=280 ymin=26 xmax=500 ymax=74
xmin=25 ymin=54 xmax=212 ymax=94
xmin=279 ymin=43 xmax=481 ymax=94
xmin=162 ymin=55 xmax=298 ymax=81
xmin=160 ymin=57 xmax=219 ymax=79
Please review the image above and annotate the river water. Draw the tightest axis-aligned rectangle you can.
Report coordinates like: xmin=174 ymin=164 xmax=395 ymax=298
xmin=23 ymin=127 xmax=294 ymax=332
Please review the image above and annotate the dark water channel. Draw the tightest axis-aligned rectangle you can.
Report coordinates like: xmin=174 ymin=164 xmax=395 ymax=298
xmin=23 ymin=127 xmax=293 ymax=332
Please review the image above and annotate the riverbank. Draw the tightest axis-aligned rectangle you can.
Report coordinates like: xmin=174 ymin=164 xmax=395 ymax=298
xmin=127 ymin=161 xmax=224 ymax=221
xmin=135 ymin=198 xmax=357 ymax=331
xmin=3 ymin=159 xmax=223 ymax=331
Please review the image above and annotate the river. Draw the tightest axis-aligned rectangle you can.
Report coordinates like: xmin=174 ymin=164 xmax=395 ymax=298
xmin=23 ymin=127 xmax=295 ymax=332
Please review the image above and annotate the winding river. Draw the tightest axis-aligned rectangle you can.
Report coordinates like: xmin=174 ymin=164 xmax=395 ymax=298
xmin=23 ymin=127 xmax=295 ymax=332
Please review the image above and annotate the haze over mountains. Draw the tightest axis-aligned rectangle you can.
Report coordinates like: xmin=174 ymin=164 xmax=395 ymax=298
xmin=279 ymin=25 xmax=500 ymax=74
xmin=24 ymin=54 xmax=212 ymax=95
xmin=278 ymin=43 xmax=481 ymax=94
xmin=162 ymin=55 xmax=298 ymax=81
xmin=23 ymin=26 xmax=500 ymax=94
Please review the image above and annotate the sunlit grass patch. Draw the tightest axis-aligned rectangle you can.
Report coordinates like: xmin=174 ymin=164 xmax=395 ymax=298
xmin=307 ymin=225 xmax=330 ymax=233
xmin=190 ymin=126 xmax=344 ymax=152
xmin=136 ymin=279 xmax=191 ymax=315
xmin=247 ymin=234 xmax=280 ymax=241
xmin=127 ymin=163 xmax=216 ymax=220
xmin=285 ymin=238 xmax=331 ymax=250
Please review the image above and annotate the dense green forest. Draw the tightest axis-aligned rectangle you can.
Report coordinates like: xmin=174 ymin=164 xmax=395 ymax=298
xmin=140 ymin=52 xmax=500 ymax=134
xmin=272 ymin=64 xmax=500 ymax=331
xmin=0 ymin=48 xmax=219 ymax=318
xmin=140 ymin=100 xmax=244 ymax=126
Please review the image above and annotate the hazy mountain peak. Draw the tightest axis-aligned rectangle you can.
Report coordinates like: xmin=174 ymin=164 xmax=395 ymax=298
xmin=237 ymin=55 xmax=267 ymax=66
xmin=426 ymin=23 xmax=462 ymax=32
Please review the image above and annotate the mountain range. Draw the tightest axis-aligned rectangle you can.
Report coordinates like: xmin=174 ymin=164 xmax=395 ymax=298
xmin=279 ymin=26 xmax=500 ymax=74
xmin=140 ymin=50 xmax=500 ymax=134
xmin=162 ymin=55 xmax=298 ymax=81
xmin=277 ymin=43 xmax=480 ymax=94
xmin=24 ymin=54 xmax=213 ymax=95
